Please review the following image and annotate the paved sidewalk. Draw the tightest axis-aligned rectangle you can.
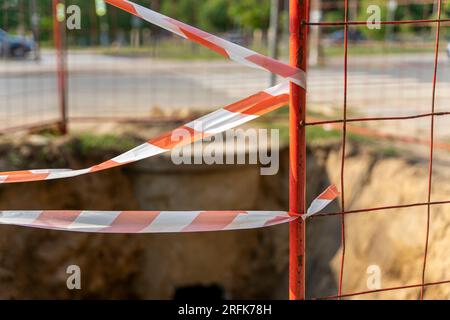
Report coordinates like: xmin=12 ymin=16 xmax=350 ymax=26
xmin=2 ymin=50 xmax=450 ymax=142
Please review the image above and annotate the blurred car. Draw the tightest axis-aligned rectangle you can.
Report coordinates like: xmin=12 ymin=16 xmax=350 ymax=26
xmin=324 ymin=29 xmax=366 ymax=45
xmin=0 ymin=28 xmax=35 ymax=58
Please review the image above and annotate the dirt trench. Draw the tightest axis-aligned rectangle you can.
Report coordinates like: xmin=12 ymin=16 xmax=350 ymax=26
xmin=0 ymin=133 xmax=449 ymax=299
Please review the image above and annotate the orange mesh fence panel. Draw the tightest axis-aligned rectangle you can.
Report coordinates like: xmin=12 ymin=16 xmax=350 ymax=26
xmin=305 ymin=0 xmax=450 ymax=300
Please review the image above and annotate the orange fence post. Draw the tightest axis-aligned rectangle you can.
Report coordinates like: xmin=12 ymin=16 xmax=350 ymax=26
xmin=52 ymin=0 xmax=68 ymax=134
xmin=289 ymin=0 xmax=309 ymax=300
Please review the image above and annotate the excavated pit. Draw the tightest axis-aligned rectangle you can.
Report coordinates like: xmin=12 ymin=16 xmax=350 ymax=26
xmin=0 ymin=130 xmax=449 ymax=299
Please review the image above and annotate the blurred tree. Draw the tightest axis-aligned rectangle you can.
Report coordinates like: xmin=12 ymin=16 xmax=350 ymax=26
xmin=395 ymin=4 xmax=414 ymax=36
xmin=440 ymin=1 xmax=450 ymax=18
xmin=321 ymin=9 xmax=344 ymax=34
xmin=2 ymin=0 xmax=444 ymax=46
xmin=228 ymin=0 xmax=271 ymax=31
xmin=198 ymin=0 xmax=233 ymax=32
xmin=160 ymin=0 xmax=200 ymax=26
xmin=357 ymin=0 xmax=388 ymax=40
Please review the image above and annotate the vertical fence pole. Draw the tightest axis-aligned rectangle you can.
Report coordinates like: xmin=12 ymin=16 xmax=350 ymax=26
xmin=289 ymin=0 xmax=309 ymax=300
xmin=268 ymin=0 xmax=281 ymax=86
xmin=30 ymin=0 xmax=41 ymax=61
xmin=53 ymin=0 xmax=68 ymax=134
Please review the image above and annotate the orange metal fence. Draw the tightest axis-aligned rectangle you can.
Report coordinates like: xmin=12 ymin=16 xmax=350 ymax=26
xmin=303 ymin=0 xmax=450 ymax=300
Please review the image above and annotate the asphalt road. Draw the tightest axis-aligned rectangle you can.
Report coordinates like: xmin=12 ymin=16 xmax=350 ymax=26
xmin=1 ymin=51 xmax=450 ymax=139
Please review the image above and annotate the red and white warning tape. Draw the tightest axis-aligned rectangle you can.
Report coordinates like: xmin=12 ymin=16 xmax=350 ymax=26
xmin=105 ymin=0 xmax=306 ymax=89
xmin=0 ymin=83 xmax=289 ymax=184
xmin=0 ymin=3 xmax=339 ymax=234
xmin=302 ymin=185 xmax=340 ymax=220
xmin=0 ymin=210 xmax=295 ymax=233
xmin=0 ymin=185 xmax=338 ymax=233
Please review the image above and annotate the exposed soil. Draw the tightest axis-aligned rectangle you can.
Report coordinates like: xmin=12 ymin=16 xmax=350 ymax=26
xmin=0 ymin=126 xmax=448 ymax=299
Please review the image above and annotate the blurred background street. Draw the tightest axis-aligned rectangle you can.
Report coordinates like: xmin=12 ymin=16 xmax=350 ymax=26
xmin=1 ymin=0 xmax=450 ymax=145
xmin=3 ymin=50 xmax=450 ymax=137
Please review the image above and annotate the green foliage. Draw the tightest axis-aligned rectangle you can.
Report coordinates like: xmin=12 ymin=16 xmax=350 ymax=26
xmin=2 ymin=1 xmax=445 ymax=46
xmin=228 ymin=0 xmax=271 ymax=31
xmin=160 ymin=0 xmax=200 ymax=26
xmin=306 ymin=126 xmax=341 ymax=142
xmin=441 ymin=2 xmax=450 ymax=19
xmin=73 ymin=133 xmax=137 ymax=155
xmin=198 ymin=0 xmax=233 ymax=32
xmin=357 ymin=0 xmax=388 ymax=40
xmin=356 ymin=1 xmax=440 ymax=40
xmin=378 ymin=146 xmax=399 ymax=157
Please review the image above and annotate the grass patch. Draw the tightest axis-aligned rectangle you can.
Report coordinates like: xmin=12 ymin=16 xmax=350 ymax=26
xmin=97 ymin=41 xmax=272 ymax=60
xmin=377 ymin=146 xmax=400 ymax=157
xmin=80 ymin=40 xmax=435 ymax=61
xmin=324 ymin=43 xmax=434 ymax=57
xmin=99 ymin=44 xmax=222 ymax=60
xmin=7 ymin=150 xmax=22 ymax=167
xmin=306 ymin=126 xmax=341 ymax=141
xmin=347 ymin=131 xmax=375 ymax=144
xmin=71 ymin=133 xmax=137 ymax=155
xmin=259 ymin=116 xmax=390 ymax=149
xmin=262 ymin=121 xmax=342 ymax=146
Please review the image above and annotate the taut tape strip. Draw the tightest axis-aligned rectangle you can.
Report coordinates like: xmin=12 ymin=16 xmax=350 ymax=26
xmin=0 ymin=210 xmax=294 ymax=233
xmin=105 ymin=0 xmax=306 ymax=89
xmin=0 ymin=83 xmax=289 ymax=184
xmin=0 ymin=186 xmax=338 ymax=233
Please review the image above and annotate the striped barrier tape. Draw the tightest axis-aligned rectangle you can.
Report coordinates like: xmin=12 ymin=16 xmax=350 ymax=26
xmin=0 ymin=82 xmax=289 ymax=184
xmin=301 ymin=184 xmax=340 ymax=220
xmin=0 ymin=186 xmax=338 ymax=233
xmin=0 ymin=2 xmax=339 ymax=233
xmin=0 ymin=210 xmax=295 ymax=233
xmin=105 ymin=0 xmax=306 ymax=89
